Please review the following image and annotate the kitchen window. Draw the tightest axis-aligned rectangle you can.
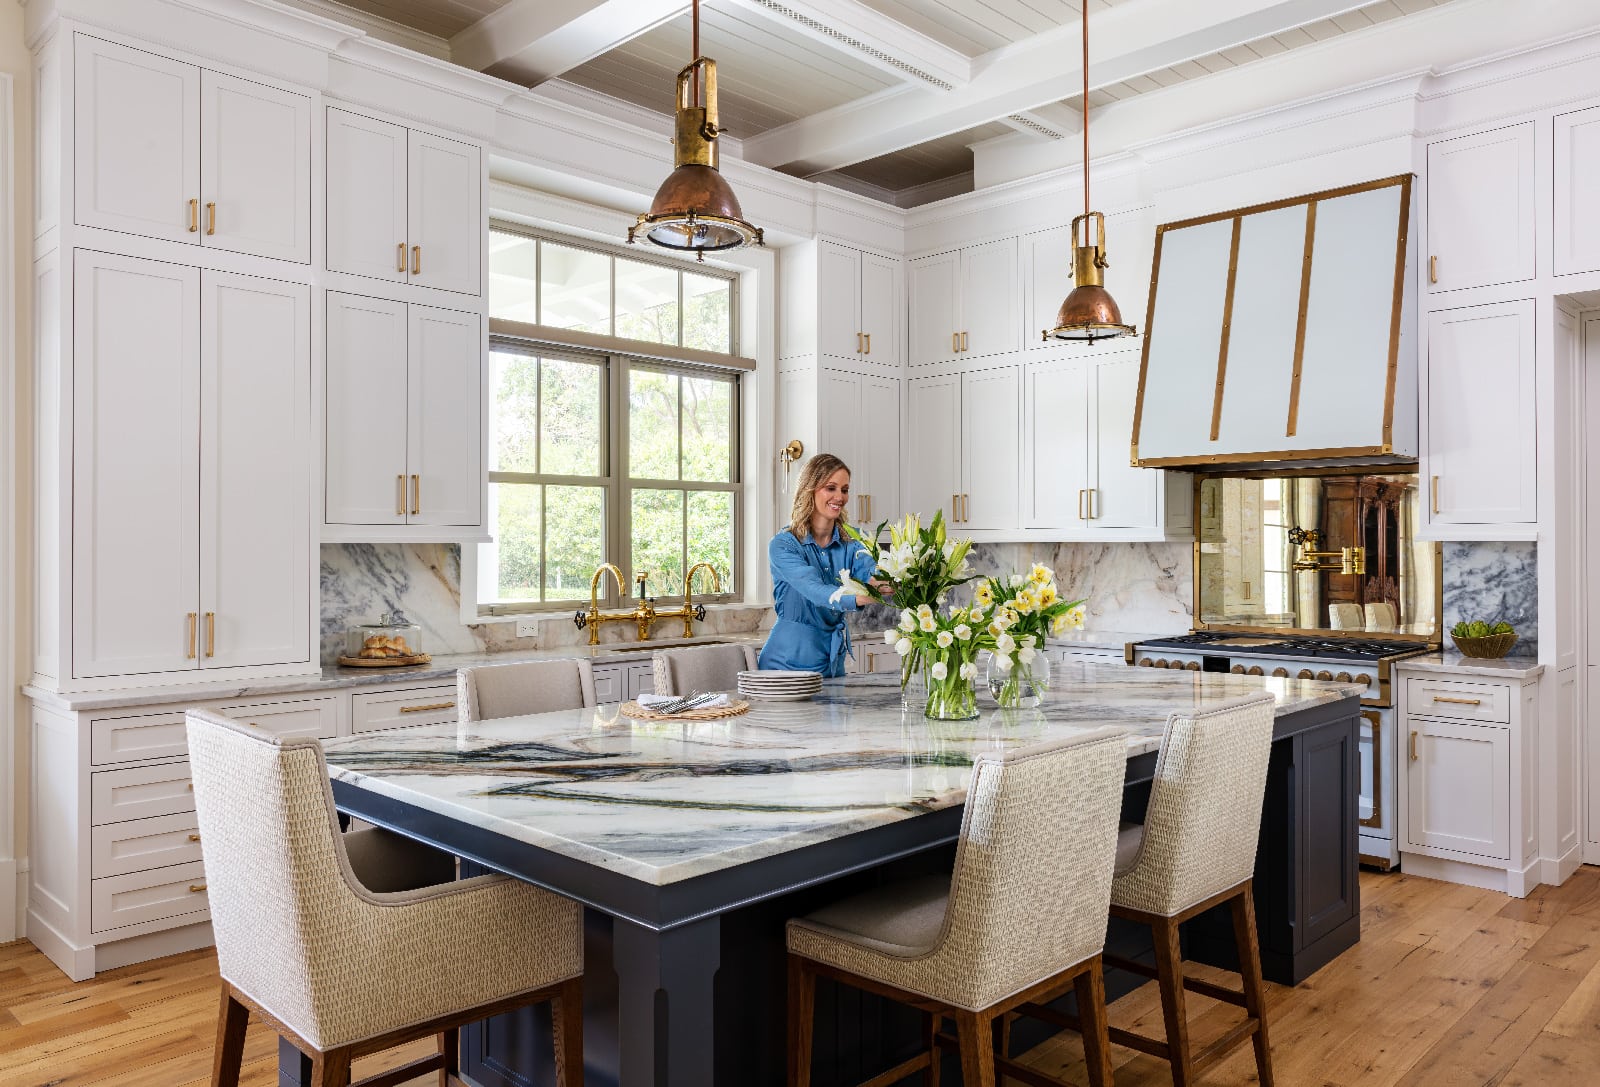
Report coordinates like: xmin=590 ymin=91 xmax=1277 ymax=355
xmin=476 ymin=225 xmax=741 ymax=615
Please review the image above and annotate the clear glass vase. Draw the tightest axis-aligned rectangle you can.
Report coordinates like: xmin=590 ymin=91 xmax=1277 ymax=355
xmin=987 ymin=650 xmax=1052 ymax=710
xmin=900 ymin=650 xmax=926 ymax=712
xmin=924 ymin=670 xmax=979 ymax=721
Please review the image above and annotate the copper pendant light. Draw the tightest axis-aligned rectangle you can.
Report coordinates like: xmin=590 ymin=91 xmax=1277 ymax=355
xmin=628 ymin=0 xmax=764 ymax=261
xmin=1044 ymin=2 xmax=1135 ymax=341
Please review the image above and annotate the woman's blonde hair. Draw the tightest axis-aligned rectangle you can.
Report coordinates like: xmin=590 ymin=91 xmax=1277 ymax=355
xmin=789 ymin=453 xmax=852 ymax=540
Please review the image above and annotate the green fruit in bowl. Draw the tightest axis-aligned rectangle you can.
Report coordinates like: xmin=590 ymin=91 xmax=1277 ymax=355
xmin=1451 ymin=619 xmax=1515 ymax=639
xmin=1492 ymin=622 xmax=1515 ymax=635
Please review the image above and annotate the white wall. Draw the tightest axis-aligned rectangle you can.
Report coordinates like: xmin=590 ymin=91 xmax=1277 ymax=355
xmin=2 ymin=0 xmax=32 ymax=942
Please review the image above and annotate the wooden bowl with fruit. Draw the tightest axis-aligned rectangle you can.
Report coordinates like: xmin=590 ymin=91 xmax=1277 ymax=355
xmin=1449 ymin=620 xmax=1518 ymax=659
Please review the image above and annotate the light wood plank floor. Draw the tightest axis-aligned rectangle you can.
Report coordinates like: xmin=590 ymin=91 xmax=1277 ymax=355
xmin=3 ymin=868 xmax=1600 ymax=1086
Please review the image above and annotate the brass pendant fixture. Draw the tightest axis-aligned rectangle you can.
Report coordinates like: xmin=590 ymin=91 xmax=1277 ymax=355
xmin=629 ymin=0 xmax=763 ymax=261
xmin=1044 ymin=2 xmax=1135 ymax=342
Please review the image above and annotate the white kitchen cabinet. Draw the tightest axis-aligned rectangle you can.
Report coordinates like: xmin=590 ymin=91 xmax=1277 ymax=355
xmin=1426 ymin=123 xmax=1534 ymax=293
xmin=904 ymin=373 xmax=962 ymax=525
xmin=859 ymin=252 xmax=901 ymax=366
xmin=790 ymin=241 xmax=902 ymax=367
xmin=820 ymin=369 xmax=900 ymax=526
xmin=1422 ymin=300 xmax=1536 ymax=532
xmin=73 ymin=36 xmax=310 ymax=261
xmin=818 ymin=242 xmax=861 ymax=361
xmin=1554 ymin=106 xmax=1600 ymax=277
xmin=961 ymin=367 xmax=1021 ymax=530
xmin=1023 ymin=359 xmax=1091 ymax=527
xmin=1406 ymin=717 xmax=1510 ymax=860
xmin=909 ymin=240 xmax=1020 ymax=365
xmin=327 ymin=108 xmax=482 ymax=296
xmin=325 ymin=292 xmax=483 ymax=535
xmin=1024 ymin=213 xmax=1152 ymax=347
xmin=71 ymin=253 xmax=313 ymax=680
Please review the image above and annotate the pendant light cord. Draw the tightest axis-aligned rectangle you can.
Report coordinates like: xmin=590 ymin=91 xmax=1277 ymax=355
xmin=1081 ymin=0 xmax=1090 ymax=219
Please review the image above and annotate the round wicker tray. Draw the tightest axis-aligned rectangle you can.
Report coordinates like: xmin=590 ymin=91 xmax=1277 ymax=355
xmin=337 ymin=653 xmax=433 ymax=668
xmin=1450 ymin=632 xmax=1517 ymax=659
xmin=620 ymin=698 xmax=750 ymax=721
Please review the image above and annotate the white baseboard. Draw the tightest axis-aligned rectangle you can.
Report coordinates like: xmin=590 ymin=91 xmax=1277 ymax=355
xmin=93 ymin=920 xmax=214 ymax=974
xmin=0 ymin=859 xmax=15 ymax=943
xmin=1541 ymin=844 xmax=1583 ymax=888
xmin=25 ymin=906 xmax=95 ymax=982
xmin=1402 ymin=852 xmax=1539 ymax=899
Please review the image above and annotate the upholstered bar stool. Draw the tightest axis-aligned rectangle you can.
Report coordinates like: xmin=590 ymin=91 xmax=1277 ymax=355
xmin=1364 ymin=601 xmax=1398 ymax=631
xmin=1093 ymin=693 xmax=1278 ymax=1086
xmin=652 ymin=642 xmax=758 ymax=696
xmin=1327 ymin=603 xmax=1363 ymax=630
xmin=186 ymin=709 xmax=585 ymax=1087
xmin=458 ymin=658 xmax=597 ymax=722
xmin=787 ymin=727 xmax=1130 ymax=1087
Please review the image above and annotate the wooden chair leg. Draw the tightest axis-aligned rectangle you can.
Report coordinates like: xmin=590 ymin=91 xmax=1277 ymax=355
xmin=788 ymin=954 xmax=816 ymax=1087
xmin=551 ymin=977 xmax=584 ymax=1087
xmin=438 ymin=1025 xmax=459 ymax=1086
xmin=1073 ymin=961 xmax=1115 ymax=1087
xmin=923 ymin=1011 xmax=941 ymax=1087
xmin=954 ymin=1009 xmax=996 ymax=1087
xmin=310 ymin=1047 xmax=352 ymax=1087
xmin=1229 ymin=886 xmax=1275 ymax=1087
xmin=210 ymin=986 xmax=250 ymax=1087
xmin=1151 ymin=916 xmax=1195 ymax=1087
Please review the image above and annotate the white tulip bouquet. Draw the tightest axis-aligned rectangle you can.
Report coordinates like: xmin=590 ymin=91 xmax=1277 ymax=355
xmin=883 ymin=602 xmax=984 ymax=719
xmin=976 ymin=565 xmax=1087 ymax=708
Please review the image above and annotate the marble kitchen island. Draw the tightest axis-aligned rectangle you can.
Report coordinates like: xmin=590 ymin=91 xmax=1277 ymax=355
xmin=299 ymin=666 xmax=1364 ymax=1087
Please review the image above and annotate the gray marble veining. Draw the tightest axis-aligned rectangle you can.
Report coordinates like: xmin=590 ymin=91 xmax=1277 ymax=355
xmin=1442 ymin=541 xmax=1538 ymax=659
xmin=322 ymin=668 xmax=1362 ymax=887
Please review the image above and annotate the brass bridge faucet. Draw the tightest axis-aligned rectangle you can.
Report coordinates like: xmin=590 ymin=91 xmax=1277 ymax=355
xmin=1287 ymin=528 xmax=1366 ymax=576
xmin=574 ymin=564 xmax=658 ymax=645
xmin=656 ymin=562 xmax=721 ymax=638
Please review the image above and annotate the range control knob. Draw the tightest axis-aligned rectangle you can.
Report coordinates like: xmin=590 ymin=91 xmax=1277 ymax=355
xmin=1335 ymin=671 xmax=1353 ymax=682
xmin=1230 ymin=664 xmax=1246 ymax=674
xmin=1186 ymin=661 xmax=1201 ymax=671
xmin=1316 ymin=670 xmax=1333 ymax=681
xmin=1153 ymin=658 xmax=1168 ymax=668
xmin=1272 ymin=668 xmax=1289 ymax=678
xmin=1297 ymin=669 xmax=1315 ymax=680
xmin=1248 ymin=666 xmax=1264 ymax=676
xmin=1138 ymin=658 xmax=1154 ymax=667
xmin=1356 ymin=673 xmax=1372 ymax=686
xmin=1167 ymin=660 xmax=1183 ymax=670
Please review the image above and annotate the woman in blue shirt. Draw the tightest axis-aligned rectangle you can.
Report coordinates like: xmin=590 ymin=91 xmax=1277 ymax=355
xmin=759 ymin=453 xmax=887 ymax=676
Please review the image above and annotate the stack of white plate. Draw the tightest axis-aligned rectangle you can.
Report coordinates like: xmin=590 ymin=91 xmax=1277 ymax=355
xmin=737 ymin=669 xmax=823 ymax=701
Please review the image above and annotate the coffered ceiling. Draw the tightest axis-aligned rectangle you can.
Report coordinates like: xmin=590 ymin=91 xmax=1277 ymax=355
xmin=309 ymin=0 xmax=1465 ymax=206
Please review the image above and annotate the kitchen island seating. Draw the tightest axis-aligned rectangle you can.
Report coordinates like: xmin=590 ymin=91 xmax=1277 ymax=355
xmin=457 ymin=658 xmax=597 ymax=722
xmin=184 ymin=709 xmax=586 ymax=1087
xmin=1048 ymin=693 xmax=1278 ymax=1087
xmin=651 ymin=642 xmax=760 ymax=696
xmin=785 ymin=726 xmax=1131 ymax=1087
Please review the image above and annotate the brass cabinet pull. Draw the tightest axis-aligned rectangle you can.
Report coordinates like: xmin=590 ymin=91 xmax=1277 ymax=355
xmin=411 ymin=474 xmax=420 ymax=515
xmin=1086 ymin=488 xmax=1096 ymax=520
xmin=205 ymin=201 xmax=216 ymax=236
xmin=1432 ymin=695 xmax=1482 ymax=706
xmin=188 ymin=833 xmax=201 ymax=842
xmin=951 ymin=495 xmax=960 ymax=522
xmin=961 ymin=331 xmax=969 ymax=352
xmin=400 ymin=701 xmax=456 ymax=714
xmin=397 ymin=242 xmax=406 ymax=273
xmin=951 ymin=332 xmax=959 ymax=353
xmin=397 ymin=474 xmax=406 ymax=516
xmin=1243 ymin=580 xmax=1252 ymax=600
xmin=962 ymin=494 xmax=970 ymax=523
xmin=1431 ymin=474 xmax=1440 ymax=516
xmin=186 ymin=613 xmax=197 ymax=659
xmin=1429 ymin=255 xmax=1438 ymax=284
xmin=1077 ymin=489 xmax=1086 ymax=519
xmin=188 ymin=883 xmax=207 ymax=893
xmin=411 ymin=245 xmax=421 ymax=275
xmin=864 ymin=333 xmax=871 ymax=355
xmin=205 ymin=612 xmax=216 ymax=658
xmin=856 ymin=332 xmax=863 ymax=353
xmin=1409 ymin=730 xmax=1419 ymax=761
xmin=188 ymin=199 xmax=199 ymax=233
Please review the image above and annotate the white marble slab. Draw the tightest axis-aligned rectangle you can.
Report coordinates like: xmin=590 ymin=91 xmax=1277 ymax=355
xmin=1397 ymin=653 xmax=1545 ymax=680
xmin=321 ymin=667 xmax=1364 ymax=887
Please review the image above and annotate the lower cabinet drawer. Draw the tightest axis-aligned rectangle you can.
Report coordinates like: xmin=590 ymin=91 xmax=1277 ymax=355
xmin=91 ymin=811 xmax=203 ymax=878
xmin=90 ymin=711 xmax=189 ymax=765
xmin=352 ymin=685 xmax=459 ymax=732
xmin=91 ymin=860 xmax=209 ymax=934
xmin=1405 ymin=678 xmax=1511 ymax=724
xmin=593 ymin=665 xmax=624 ymax=705
xmin=91 ymin=762 xmax=194 ymax=825
xmin=215 ymin=695 xmax=341 ymax=739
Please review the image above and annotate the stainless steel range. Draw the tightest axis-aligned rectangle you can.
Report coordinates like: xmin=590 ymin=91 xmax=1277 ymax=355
xmin=1129 ymin=632 xmax=1430 ymax=870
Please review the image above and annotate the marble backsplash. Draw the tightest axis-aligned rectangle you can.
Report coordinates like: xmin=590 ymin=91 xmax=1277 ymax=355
xmin=1442 ymin=541 xmax=1538 ymax=658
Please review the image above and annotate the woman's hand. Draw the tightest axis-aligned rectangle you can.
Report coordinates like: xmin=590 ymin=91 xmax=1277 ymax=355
xmin=870 ymin=579 xmax=895 ymax=598
xmin=855 ymin=594 xmax=874 ymax=608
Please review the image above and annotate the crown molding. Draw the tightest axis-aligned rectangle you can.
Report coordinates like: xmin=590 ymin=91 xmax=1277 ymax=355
xmin=269 ymin=0 xmax=450 ymax=58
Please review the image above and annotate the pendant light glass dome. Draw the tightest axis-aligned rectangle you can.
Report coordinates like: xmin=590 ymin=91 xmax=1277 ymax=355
xmin=628 ymin=0 xmax=763 ymax=260
xmin=1044 ymin=3 xmax=1135 ymax=342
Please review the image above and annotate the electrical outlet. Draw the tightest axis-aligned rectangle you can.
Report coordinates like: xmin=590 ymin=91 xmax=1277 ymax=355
xmin=515 ymin=617 xmax=540 ymax=641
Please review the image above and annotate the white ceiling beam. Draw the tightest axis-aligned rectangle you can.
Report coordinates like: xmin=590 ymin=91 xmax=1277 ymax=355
xmin=450 ymin=0 xmax=688 ymax=82
xmin=720 ymin=0 xmax=972 ymax=89
xmin=1001 ymin=103 xmax=1083 ymax=141
xmin=741 ymin=0 xmax=1379 ymax=173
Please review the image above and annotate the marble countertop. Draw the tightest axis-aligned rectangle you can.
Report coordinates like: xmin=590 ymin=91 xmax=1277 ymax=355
xmin=1397 ymin=653 xmax=1545 ymax=680
xmin=1052 ymin=630 xmax=1177 ymax=652
xmin=322 ymin=666 xmax=1364 ymax=887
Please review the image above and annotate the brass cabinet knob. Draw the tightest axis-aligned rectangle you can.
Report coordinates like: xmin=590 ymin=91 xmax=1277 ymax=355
xmin=1272 ymin=668 xmax=1288 ymax=678
xmin=1230 ymin=664 xmax=1245 ymax=674
xmin=1248 ymin=666 xmax=1264 ymax=676
xmin=1298 ymin=669 xmax=1315 ymax=680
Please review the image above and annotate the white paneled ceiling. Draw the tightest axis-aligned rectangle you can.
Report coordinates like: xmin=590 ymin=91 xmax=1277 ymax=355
xmin=309 ymin=0 xmax=1473 ymax=206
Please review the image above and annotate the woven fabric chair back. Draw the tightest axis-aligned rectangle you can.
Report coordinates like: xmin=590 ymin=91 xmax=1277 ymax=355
xmin=651 ymin=643 xmax=758 ymax=696
xmin=457 ymin=658 xmax=596 ymax=722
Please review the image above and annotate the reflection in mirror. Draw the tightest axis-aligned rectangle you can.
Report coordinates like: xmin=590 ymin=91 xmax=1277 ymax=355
xmin=1196 ymin=471 xmax=1439 ymax=638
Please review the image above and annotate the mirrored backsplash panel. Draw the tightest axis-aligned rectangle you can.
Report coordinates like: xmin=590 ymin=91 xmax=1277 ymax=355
xmin=1196 ymin=470 xmax=1440 ymax=639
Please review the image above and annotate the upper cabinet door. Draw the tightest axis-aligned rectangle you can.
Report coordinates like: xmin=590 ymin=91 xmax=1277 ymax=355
xmin=407 ymin=131 xmax=481 ymax=295
xmin=905 ymin=375 xmax=962 ymax=524
xmin=819 ymin=369 xmax=865 ymax=518
xmin=860 ymin=375 xmax=901 ymax=525
xmin=199 ymin=71 xmax=311 ymax=263
xmin=72 ymin=252 xmax=201 ymax=678
xmin=199 ymin=272 xmax=311 ymax=669
xmin=818 ymin=242 xmax=862 ymax=362
xmin=407 ymin=304 xmax=482 ymax=527
xmin=1024 ymin=226 xmax=1071 ymax=349
xmin=1555 ymin=106 xmax=1600 ymax=277
xmin=961 ymin=367 xmax=1020 ymax=530
xmin=325 ymin=292 xmax=409 ymax=526
xmin=1090 ymin=356 xmax=1158 ymax=530
xmin=1425 ymin=301 xmax=1536 ymax=527
xmin=326 ymin=109 xmax=408 ymax=284
xmin=1022 ymin=360 xmax=1089 ymax=528
xmin=859 ymin=252 xmax=901 ymax=366
xmin=74 ymin=36 xmax=200 ymax=244
xmin=909 ymin=253 xmax=959 ymax=366
xmin=1426 ymin=123 xmax=1534 ymax=293
xmin=960 ymin=238 xmax=1020 ymax=358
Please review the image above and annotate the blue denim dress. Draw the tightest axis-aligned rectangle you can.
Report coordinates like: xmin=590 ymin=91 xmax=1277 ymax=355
xmin=758 ymin=527 xmax=879 ymax=677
